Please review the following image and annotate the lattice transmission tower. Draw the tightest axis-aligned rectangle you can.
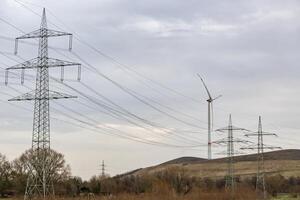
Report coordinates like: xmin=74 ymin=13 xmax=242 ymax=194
xmin=241 ymin=116 xmax=281 ymax=199
xmin=5 ymin=8 xmax=81 ymax=200
xmin=215 ymin=115 xmax=249 ymax=195
xmin=101 ymin=160 xmax=106 ymax=177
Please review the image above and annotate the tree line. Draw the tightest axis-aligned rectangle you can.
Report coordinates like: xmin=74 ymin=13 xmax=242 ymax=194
xmin=1 ymin=150 xmax=300 ymax=198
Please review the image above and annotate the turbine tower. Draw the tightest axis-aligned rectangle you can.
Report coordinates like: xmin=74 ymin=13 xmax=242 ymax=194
xmin=197 ymin=74 xmax=221 ymax=159
xmin=241 ymin=116 xmax=281 ymax=199
xmin=5 ymin=8 xmax=81 ymax=200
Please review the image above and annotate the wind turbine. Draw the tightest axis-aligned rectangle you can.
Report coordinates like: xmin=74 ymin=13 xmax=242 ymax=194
xmin=197 ymin=74 xmax=222 ymax=160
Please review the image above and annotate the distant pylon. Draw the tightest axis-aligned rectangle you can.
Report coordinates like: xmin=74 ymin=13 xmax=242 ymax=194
xmin=241 ymin=116 xmax=281 ymax=199
xmin=101 ymin=160 xmax=105 ymax=177
xmin=197 ymin=74 xmax=222 ymax=160
xmin=215 ymin=115 xmax=249 ymax=195
xmin=5 ymin=8 xmax=81 ymax=200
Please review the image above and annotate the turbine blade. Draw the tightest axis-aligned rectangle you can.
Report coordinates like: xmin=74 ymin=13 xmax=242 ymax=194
xmin=197 ymin=74 xmax=212 ymax=99
xmin=212 ymin=95 xmax=222 ymax=101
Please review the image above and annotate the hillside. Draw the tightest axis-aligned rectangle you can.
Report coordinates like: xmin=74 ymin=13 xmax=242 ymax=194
xmin=126 ymin=149 xmax=300 ymax=179
xmin=160 ymin=157 xmax=208 ymax=165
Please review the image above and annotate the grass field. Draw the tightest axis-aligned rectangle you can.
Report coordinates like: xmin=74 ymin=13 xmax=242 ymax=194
xmin=134 ymin=159 xmax=300 ymax=179
xmin=0 ymin=191 xmax=300 ymax=200
xmin=272 ymin=194 xmax=300 ymax=199
xmin=0 ymin=190 xmax=257 ymax=200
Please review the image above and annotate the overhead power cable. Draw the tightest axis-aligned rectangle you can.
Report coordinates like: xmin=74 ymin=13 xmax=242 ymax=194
xmin=1 ymin=50 xmax=205 ymax=146
xmin=13 ymin=0 xmax=201 ymax=104
xmin=0 ymin=52 xmax=204 ymax=147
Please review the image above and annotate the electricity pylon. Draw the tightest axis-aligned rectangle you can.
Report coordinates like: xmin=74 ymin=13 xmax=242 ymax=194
xmin=5 ymin=8 xmax=81 ymax=200
xmin=241 ymin=116 xmax=281 ymax=199
xmin=101 ymin=160 xmax=106 ymax=177
xmin=215 ymin=115 xmax=249 ymax=196
xmin=197 ymin=74 xmax=221 ymax=160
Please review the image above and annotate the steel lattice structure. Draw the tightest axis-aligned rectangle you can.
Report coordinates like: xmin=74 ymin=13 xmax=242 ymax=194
xmin=5 ymin=9 xmax=81 ymax=200
xmin=215 ymin=115 xmax=249 ymax=196
xmin=101 ymin=160 xmax=106 ymax=177
xmin=241 ymin=116 xmax=281 ymax=199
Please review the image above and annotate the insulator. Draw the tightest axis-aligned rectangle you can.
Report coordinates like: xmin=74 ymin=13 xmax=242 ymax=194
xmin=14 ymin=39 xmax=19 ymax=55
xmin=69 ymin=35 xmax=73 ymax=51
xmin=77 ymin=65 xmax=81 ymax=81
xmin=5 ymin=70 xmax=8 ymax=86
xmin=61 ymin=66 xmax=64 ymax=82
xmin=21 ymin=68 xmax=25 ymax=85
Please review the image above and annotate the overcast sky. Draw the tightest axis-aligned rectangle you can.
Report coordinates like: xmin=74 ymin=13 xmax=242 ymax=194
xmin=0 ymin=0 xmax=299 ymax=180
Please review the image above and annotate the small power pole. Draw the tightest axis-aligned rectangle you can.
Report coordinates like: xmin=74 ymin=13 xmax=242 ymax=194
xmin=241 ymin=116 xmax=281 ymax=199
xmin=215 ymin=115 xmax=249 ymax=196
xmin=5 ymin=8 xmax=81 ymax=200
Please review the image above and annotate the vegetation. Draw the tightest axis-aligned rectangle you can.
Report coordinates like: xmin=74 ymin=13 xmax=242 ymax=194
xmin=1 ymin=150 xmax=300 ymax=199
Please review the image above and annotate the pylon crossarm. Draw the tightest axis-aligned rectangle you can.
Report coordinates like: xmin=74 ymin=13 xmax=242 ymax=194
xmin=16 ymin=28 xmax=71 ymax=40
xmin=6 ymin=58 xmax=37 ymax=70
xmin=261 ymin=132 xmax=278 ymax=136
xmin=233 ymin=138 xmax=252 ymax=143
xmin=5 ymin=57 xmax=81 ymax=84
xmin=262 ymin=146 xmax=281 ymax=150
xmin=245 ymin=132 xmax=277 ymax=137
xmin=240 ymin=147 xmax=257 ymax=150
xmin=214 ymin=137 xmax=251 ymax=144
xmin=216 ymin=126 xmax=250 ymax=132
xmin=8 ymin=90 xmax=77 ymax=101
xmin=262 ymin=144 xmax=281 ymax=149
xmin=6 ymin=57 xmax=80 ymax=70
xmin=241 ymin=144 xmax=281 ymax=150
xmin=215 ymin=150 xmax=246 ymax=155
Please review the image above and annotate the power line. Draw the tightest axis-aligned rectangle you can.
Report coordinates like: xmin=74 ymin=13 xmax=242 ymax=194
xmin=0 ymin=9 xmax=210 ymax=134
xmin=51 ymin=78 xmax=204 ymax=145
xmin=1 ymin=50 xmax=206 ymax=146
xmin=11 ymin=0 xmax=209 ymax=126
xmin=71 ymin=51 xmax=206 ymax=129
xmin=0 ymin=56 xmax=206 ymax=148
xmin=0 ymin=16 xmax=209 ymax=145
xmin=13 ymin=0 xmax=202 ymax=104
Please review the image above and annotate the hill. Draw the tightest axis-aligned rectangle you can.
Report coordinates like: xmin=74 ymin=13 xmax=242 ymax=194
xmin=160 ymin=157 xmax=208 ymax=165
xmin=125 ymin=149 xmax=300 ymax=179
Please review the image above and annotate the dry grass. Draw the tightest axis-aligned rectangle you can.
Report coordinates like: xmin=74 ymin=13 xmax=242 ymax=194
xmin=135 ymin=160 xmax=300 ymax=179
xmin=3 ymin=188 xmax=257 ymax=200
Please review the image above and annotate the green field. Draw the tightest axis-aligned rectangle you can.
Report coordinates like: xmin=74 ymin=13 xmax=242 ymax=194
xmin=272 ymin=194 xmax=300 ymax=199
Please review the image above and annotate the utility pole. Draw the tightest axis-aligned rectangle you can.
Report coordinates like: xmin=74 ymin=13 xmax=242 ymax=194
xmin=197 ymin=74 xmax=221 ymax=160
xmin=241 ymin=116 xmax=281 ymax=199
xmin=5 ymin=8 xmax=81 ymax=200
xmin=215 ymin=115 xmax=249 ymax=196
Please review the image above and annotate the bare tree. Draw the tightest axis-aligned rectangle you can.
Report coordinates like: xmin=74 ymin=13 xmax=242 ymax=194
xmin=0 ymin=153 xmax=12 ymax=196
xmin=12 ymin=149 xmax=70 ymax=185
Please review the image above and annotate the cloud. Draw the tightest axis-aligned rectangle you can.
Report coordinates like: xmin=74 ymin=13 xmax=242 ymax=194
xmin=120 ymin=16 xmax=239 ymax=38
